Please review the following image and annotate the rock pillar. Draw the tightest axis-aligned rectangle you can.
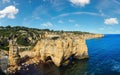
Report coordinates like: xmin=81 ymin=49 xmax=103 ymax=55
xmin=8 ymin=40 xmax=20 ymax=66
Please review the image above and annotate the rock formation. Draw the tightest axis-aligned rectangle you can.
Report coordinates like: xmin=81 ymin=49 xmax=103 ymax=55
xmin=33 ymin=34 xmax=104 ymax=66
xmin=7 ymin=33 xmax=104 ymax=74
xmin=8 ymin=39 xmax=21 ymax=74
xmin=8 ymin=39 xmax=20 ymax=66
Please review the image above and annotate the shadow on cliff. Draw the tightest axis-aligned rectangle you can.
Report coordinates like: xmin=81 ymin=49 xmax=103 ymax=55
xmin=8 ymin=60 xmax=60 ymax=75
xmin=0 ymin=68 xmax=5 ymax=75
xmin=60 ymin=59 xmax=88 ymax=75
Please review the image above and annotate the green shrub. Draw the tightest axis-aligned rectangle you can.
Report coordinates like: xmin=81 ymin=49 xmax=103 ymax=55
xmin=17 ymin=35 xmax=31 ymax=46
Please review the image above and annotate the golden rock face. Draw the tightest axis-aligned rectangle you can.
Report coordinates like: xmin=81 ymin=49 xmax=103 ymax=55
xmin=7 ymin=33 xmax=104 ymax=74
xmin=33 ymin=34 xmax=103 ymax=66
xmin=8 ymin=40 xmax=20 ymax=67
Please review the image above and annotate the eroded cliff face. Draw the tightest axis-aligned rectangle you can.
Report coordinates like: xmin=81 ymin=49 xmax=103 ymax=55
xmin=32 ymin=34 xmax=104 ymax=66
xmin=7 ymin=33 xmax=104 ymax=74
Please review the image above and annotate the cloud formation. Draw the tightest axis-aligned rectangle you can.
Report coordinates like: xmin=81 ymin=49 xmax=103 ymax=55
xmin=104 ymin=18 xmax=119 ymax=25
xmin=70 ymin=0 xmax=90 ymax=7
xmin=41 ymin=22 xmax=53 ymax=27
xmin=75 ymin=24 xmax=80 ymax=27
xmin=0 ymin=5 xmax=19 ymax=19
xmin=68 ymin=19 xmax=75 ymax=22
xmin=113 ymin=0 xmax=120 ymax=5
xmin=58 ymin=20 xmax=63 ymax=23
xmin=52 ymin=11 xmax=102 ymax=19
xmin=2 ymin=0 xmax=10 ymax=3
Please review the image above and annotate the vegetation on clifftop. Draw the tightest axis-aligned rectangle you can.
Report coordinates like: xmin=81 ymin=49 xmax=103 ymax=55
xmin=0 ymin=25 xmax=92 ymax=51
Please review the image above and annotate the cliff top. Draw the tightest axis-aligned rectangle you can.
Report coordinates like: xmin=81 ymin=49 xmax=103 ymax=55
xmin=0 ymin=26 xmax=97 ymax=51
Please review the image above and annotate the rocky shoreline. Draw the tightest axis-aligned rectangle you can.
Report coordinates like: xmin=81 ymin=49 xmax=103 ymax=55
xmin=1 ymin=33 xmax=104 ymax=75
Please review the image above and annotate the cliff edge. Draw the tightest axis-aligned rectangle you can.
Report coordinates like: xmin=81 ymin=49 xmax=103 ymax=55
xmin=7 ymin=33 xmax=104 ymax=74
xmin=32 ymin=33 xmax=104 ymax=66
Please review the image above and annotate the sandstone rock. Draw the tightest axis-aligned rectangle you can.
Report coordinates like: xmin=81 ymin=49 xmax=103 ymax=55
xmin=7 ymin=33 xmax=104 ymax=74
xmin=32 ymin=34 xmax=103 ymax=66
xmin=8 ymin=40 xmax=20 ymax=66
xmin=8 ymin=39 xmax=21 ymax=74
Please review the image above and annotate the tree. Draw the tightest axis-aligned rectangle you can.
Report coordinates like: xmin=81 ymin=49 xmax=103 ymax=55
xmin=17 ymin=35 xmax=31 ymax=46
xmin=6 ymin=25 xmax=11 ymax=29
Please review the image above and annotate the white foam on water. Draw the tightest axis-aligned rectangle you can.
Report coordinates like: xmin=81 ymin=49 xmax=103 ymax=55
xmin=111 ymin=60 xmax=120 ymax=72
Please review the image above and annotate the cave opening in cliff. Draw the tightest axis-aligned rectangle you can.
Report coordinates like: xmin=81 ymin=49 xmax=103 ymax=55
xmin=69 ymin=54 xmax=75 ymax=63
xmin=45 ymin=56 xmax=52 ymax=62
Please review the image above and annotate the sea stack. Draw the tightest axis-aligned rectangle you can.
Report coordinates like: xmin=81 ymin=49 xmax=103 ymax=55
xmin=8 ymin=39 xmax=20 ymax=74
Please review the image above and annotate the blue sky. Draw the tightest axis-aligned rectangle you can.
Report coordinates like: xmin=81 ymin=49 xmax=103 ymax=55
xmin=0 ymin=0 xmax=120 ymax=34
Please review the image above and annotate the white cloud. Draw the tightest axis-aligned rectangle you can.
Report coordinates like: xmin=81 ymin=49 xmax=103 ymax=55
xmin=68 ymin=19 xmax=75 ymax=22
xmin=99 ymin=26 xmax=106 ymax=30
xmin=41 ymin=22 xmax=53 ymax=27
xmin=99 ymin=27 xmax=104 ymax=30
xmin=113 ymin=0 xmax=120 ymax=5
xmin=58 ymin=20 xmax=63 ymax=23
xmin=2 ymin=0 xmax=10 ymax=3
xmin=52 ymin=11 xmax=103 ymax=19
xmin=0 ymin=5 xmax=19 ymax=19
xmin=49 ymin=0 xmax=66 ymax=12
xmin=99 ymin=10 xmax=106 ymax=17
xmin=70 ymin=0 xmax=90 ymax=7
xmin=115 ymin=30 xmax=120 ymax=33
xmin=13 ymin=1 xmax=19 ymax=6
xmin=104 ymin=18 xmax=119 ymax=25
xmin=75 ymin=24 xmax=80 ymax=27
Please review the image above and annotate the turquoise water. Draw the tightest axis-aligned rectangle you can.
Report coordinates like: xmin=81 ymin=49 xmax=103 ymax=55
xmin=86 ymin=34 xmax=120 ymax=75
xmin=62 ymin=34 xmax=120 ymax=75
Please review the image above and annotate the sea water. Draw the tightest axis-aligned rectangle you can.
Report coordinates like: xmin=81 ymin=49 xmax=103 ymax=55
xmin=62 ymin=34 xmax=120 ymax=75
xmin=86 ymin=34 xmax=120 ymax=75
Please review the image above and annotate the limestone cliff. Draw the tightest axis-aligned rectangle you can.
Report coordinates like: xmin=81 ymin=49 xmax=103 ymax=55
xmin=32 ymin=34 xmax=104 ymax=66
xmin=7 ymin=33 xmax=104 ymax=74
xmin=8 ymin=40 xmax=20 ymax=66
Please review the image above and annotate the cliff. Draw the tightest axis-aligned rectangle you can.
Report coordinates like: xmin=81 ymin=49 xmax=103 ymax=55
xmin=7 ymin=33 xmax=104 ymax=74
xmin=32 ymin=33 xmax=104 ymax=66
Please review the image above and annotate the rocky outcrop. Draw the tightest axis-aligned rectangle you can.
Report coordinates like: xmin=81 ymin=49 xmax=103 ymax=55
xmin=7 ymin=33 xmax=104 ymax=74
xmin=8 ymin=40 xmax=20 ymax=66
xmin=8 ymin=40 xmax=21 ymax=74
xmin=7 ymin=38 xmax=61 ymax=75
xmin=33 ymin=34 xmax=104 ymax=66
xmin=8 ymin=57 xmax=60 ymax=75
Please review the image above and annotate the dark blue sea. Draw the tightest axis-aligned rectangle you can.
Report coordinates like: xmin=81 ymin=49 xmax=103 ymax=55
xmin=61 ymin=34 xmax=120 ymax=75
xmin=87 ymin=34 xmax=120 ymax=75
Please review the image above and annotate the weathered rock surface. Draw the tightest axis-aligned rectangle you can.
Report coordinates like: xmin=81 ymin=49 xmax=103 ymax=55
xmin=8 ymin=40 xmax=20 ymax=66
xmin=7 ymin=33 xmax=104 ymax=74
xmin=8 ymin=57 xmax=60 ymax=75
xmin=33 ymin=34 xmax=104 ymax=66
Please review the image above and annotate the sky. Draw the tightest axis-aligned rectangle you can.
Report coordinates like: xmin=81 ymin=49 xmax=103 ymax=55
xmin=0 ymin=0 xmax=120 ymax=34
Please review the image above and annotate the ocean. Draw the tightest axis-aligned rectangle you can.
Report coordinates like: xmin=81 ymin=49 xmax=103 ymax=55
xmin=61 ymin=34 xmax=120 ymax=75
